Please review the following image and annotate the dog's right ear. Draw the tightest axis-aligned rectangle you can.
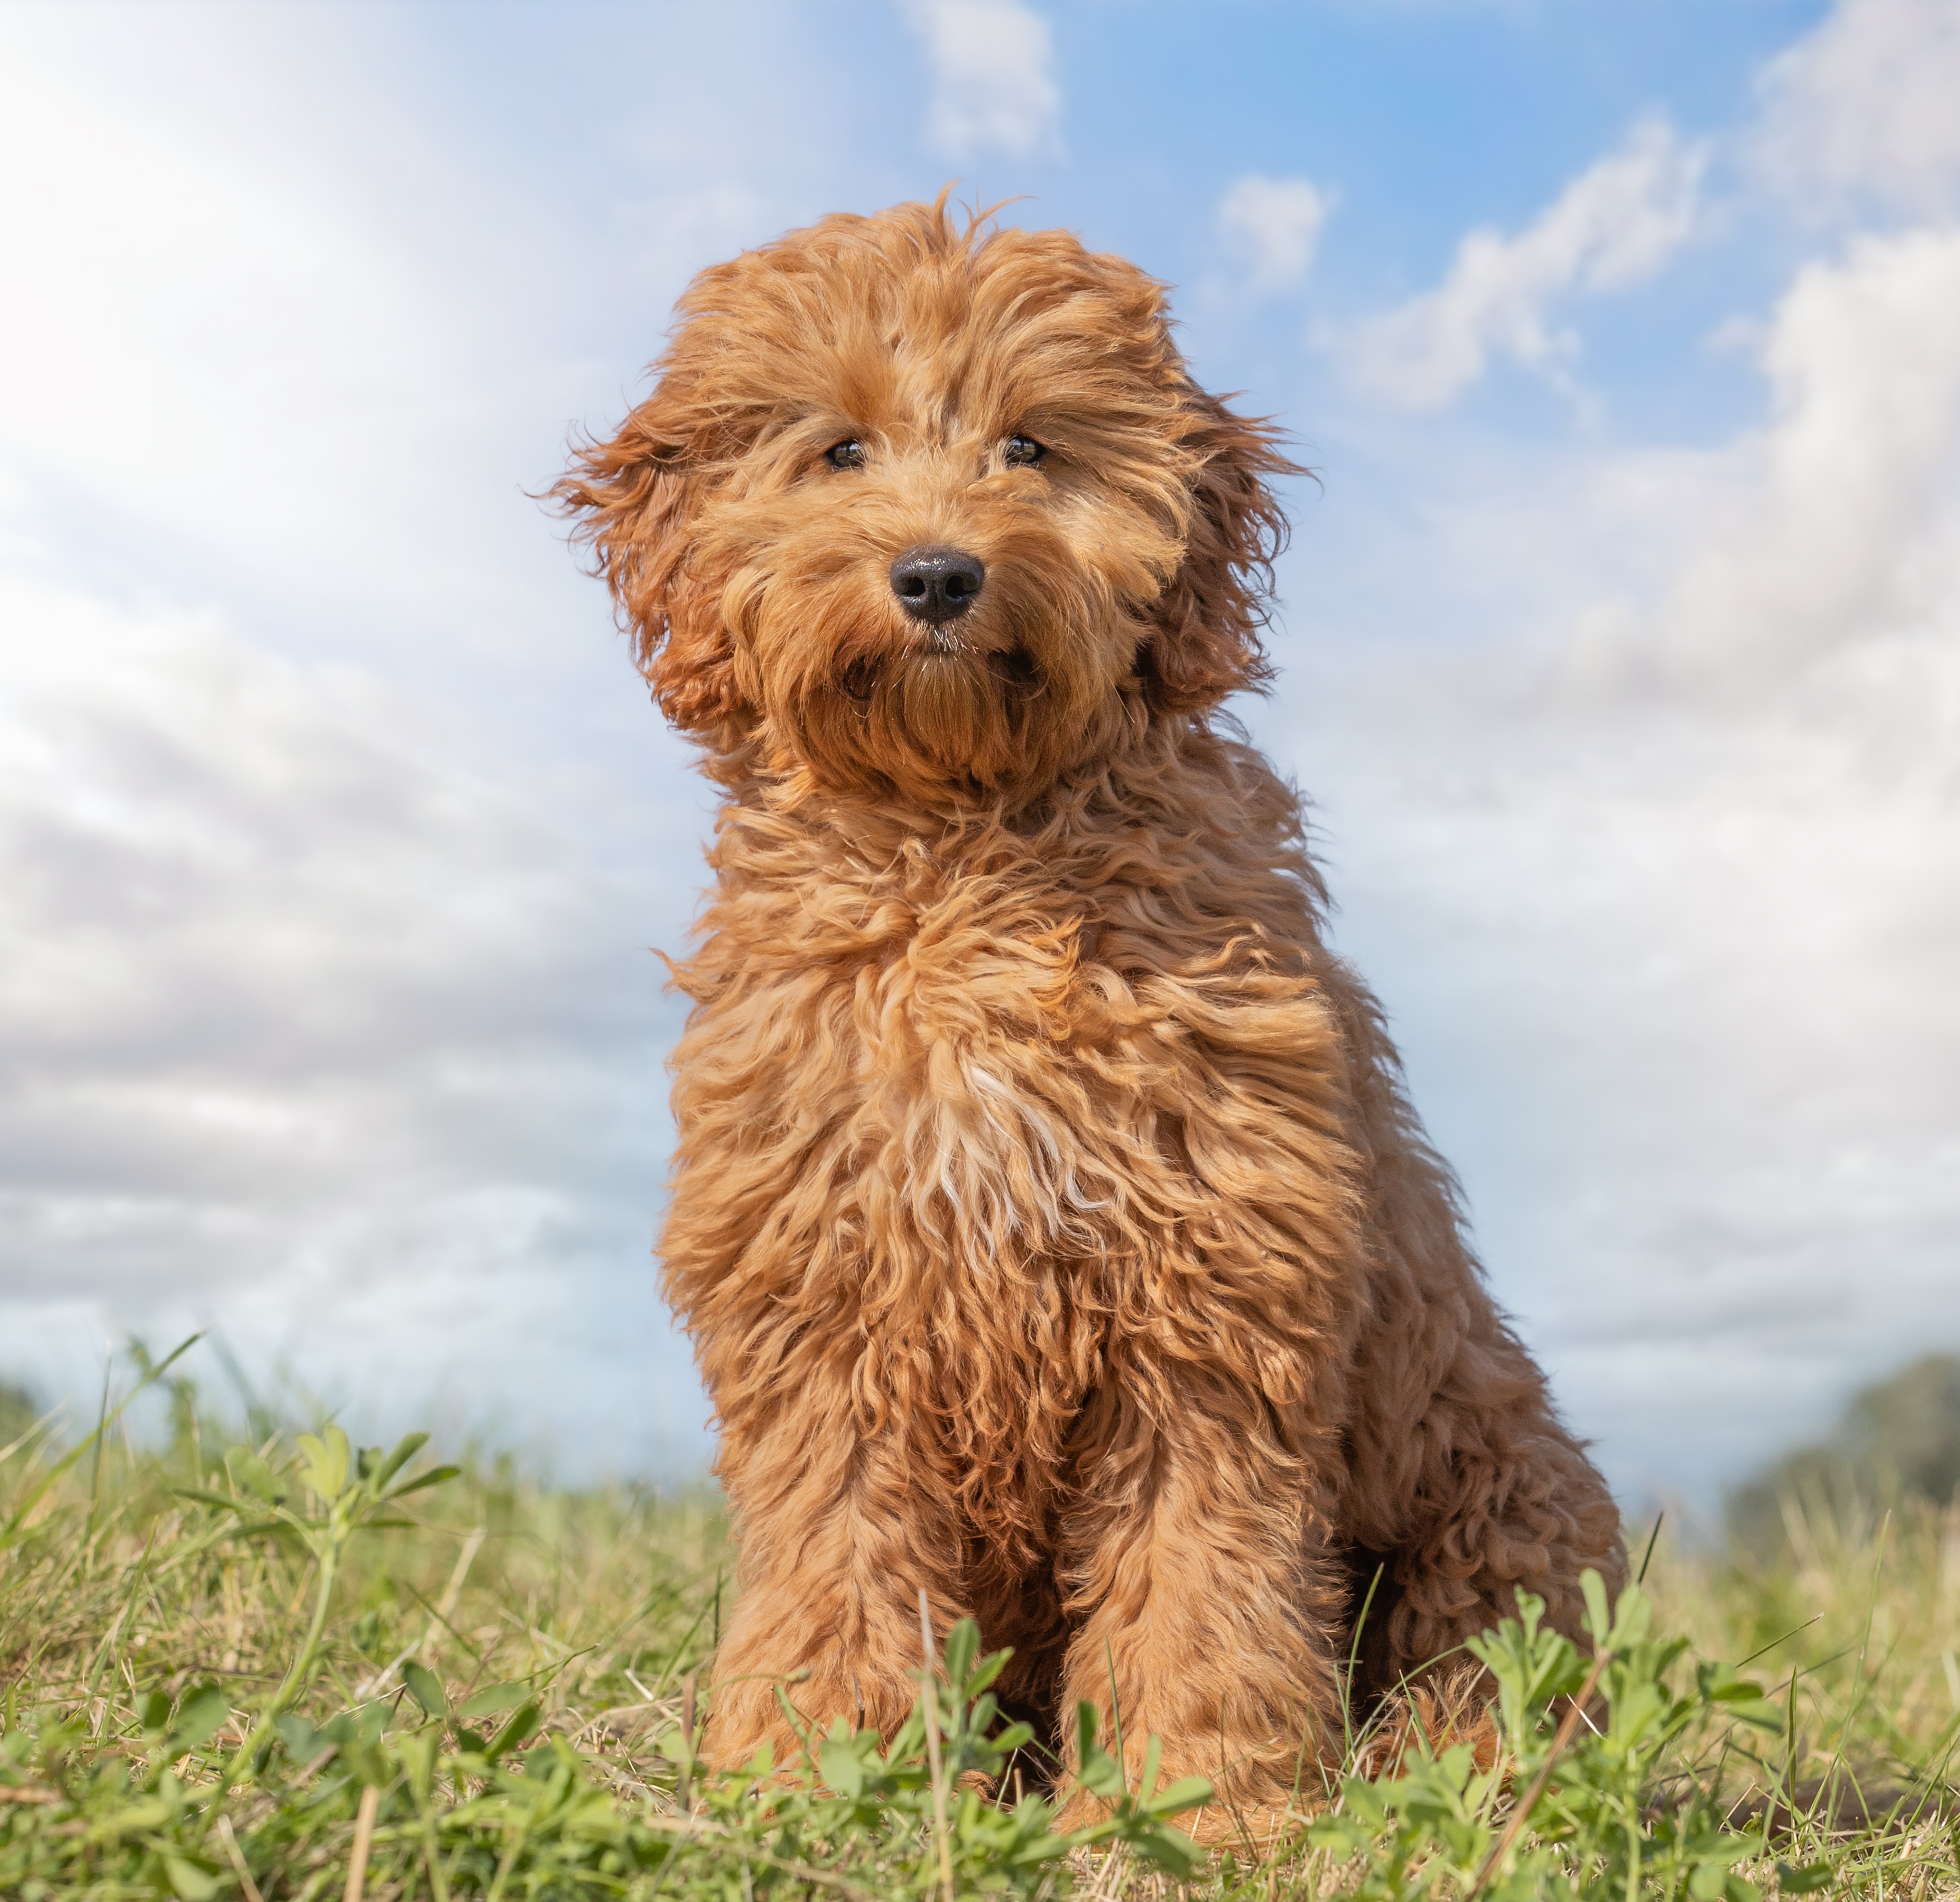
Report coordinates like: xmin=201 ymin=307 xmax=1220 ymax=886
xmin=551 ymin=391 xmax=744 ymax=737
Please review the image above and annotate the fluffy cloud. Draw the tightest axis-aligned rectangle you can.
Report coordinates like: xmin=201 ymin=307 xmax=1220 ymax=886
xmin=1289 ymin=0 xmax=1960 ymax=1492
xmin=1753 ymin=0 xmax=1960 ymax=215
xmin=1333 ymin=118 xmax=1705 ymax=409
xmin=0 ymin=569 xmax=704 ymax=1462
xmin=903 ymin=0 xmax=1064 ymax=161
xmin=1217 ymin=175 xmax=1334 ymax=292
xmin=1279 ymin=216 xmax=1960 ymax=1498
xmin=1569 ymin=227 xmax=1960 ymax=697
xmin=0 ymin=26 xmax=478 ymax=631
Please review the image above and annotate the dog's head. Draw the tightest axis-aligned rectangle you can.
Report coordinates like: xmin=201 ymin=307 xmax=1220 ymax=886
xmin=556 ymin=197 xmax=1294 ymax=804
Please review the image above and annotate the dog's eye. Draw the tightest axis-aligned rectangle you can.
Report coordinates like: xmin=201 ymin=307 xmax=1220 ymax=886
xmin=1003 ymin=434 xmax=1046 ymax=468
xmin=825 ymin=440 xmax=866 ymax=470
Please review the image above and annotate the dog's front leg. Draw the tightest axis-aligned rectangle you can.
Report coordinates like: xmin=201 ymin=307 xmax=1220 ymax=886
xmin=703 ymin=1357 xmax=971 ymax=1777
xmin=1050 ymin=1363 xmax=1348 ymax=1847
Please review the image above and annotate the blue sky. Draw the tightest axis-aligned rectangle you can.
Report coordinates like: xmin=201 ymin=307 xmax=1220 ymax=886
xmin=2 ymin=0 xmax=1957 ymax=1503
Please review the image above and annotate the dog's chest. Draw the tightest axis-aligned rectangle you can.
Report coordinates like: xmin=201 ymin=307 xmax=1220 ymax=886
xmin=680 ymin=802 xmax=1357 ymax=1278
xmin=846 ymin=883 xmax=1114 ymax=1258
xmin=785 ymin=849 xmax=1338 ymax=1289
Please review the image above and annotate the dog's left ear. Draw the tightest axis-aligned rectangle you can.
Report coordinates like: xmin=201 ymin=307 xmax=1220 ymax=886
xmin=1138 ymin=392 xmax=1297 ymax=715
xmin=551 ymin=390 xmax=745 ymax=738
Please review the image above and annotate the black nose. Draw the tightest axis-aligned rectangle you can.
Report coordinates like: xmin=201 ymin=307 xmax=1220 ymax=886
xmin=889 ymin=544 xmax=985 ymax=622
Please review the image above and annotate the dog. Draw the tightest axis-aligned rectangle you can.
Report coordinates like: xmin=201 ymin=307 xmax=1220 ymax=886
xmin=555 ymin=196 xmax=1625 ymax=1836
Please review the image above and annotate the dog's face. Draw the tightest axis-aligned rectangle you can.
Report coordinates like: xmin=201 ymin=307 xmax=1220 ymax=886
xmin=558 ymin=200 xmax=1290 ymax=805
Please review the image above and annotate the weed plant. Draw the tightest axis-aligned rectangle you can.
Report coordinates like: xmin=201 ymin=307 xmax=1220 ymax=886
xmin=1 ymin=1344 xmax=1954 ymax=1898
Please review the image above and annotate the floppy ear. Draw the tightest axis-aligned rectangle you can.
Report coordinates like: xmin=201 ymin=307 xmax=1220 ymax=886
xmin=1139 ymin=391 xmax=1299 ymax=715
xmin=551 ymin=391 xmax=744 ymax=737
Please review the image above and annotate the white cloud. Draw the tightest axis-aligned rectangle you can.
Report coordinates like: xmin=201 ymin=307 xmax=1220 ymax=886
xmin=1217 ymin=174 xmax=1333 ymax=291
xmin=1568 ymin=225 xmax=1960 ymax=696
xmin=1333 ymin=117 xmax=1706 ymax=409
xmin=903 ymin=0 xmax=1064 ymax=160
xmin=1754 ymin=0 xmax=1960 ymax=217
xmin=0 ymin=28 xmax=478 ymax=633
xmin=1273 ymin=218 xmax=1960 ymax=1499
xmin=0 ymin=570 xmax=707 ymax=1466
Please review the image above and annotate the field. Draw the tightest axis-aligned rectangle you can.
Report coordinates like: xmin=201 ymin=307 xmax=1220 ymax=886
xmin=3 ymin=1345 xmax=1957 ymax=1900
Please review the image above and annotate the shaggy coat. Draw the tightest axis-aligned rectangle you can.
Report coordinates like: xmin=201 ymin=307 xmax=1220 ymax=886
xmin=557 ymin=198 xmax=1624 ymax=1833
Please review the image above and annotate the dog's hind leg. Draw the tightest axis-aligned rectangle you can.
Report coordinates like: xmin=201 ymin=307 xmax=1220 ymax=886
xmin=1319 ymin=960 xmax=1627 ymax=1695
xmin=1337 ymin=1241 xmax=1627 ymax=1689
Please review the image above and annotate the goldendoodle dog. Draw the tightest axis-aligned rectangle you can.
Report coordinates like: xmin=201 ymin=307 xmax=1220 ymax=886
xmin=556 ymin=196 xmax=1624 ymax=1833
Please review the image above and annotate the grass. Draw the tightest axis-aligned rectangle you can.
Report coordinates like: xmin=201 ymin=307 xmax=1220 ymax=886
xmin=1 ymin=1343 xmax=1956 ymax=1899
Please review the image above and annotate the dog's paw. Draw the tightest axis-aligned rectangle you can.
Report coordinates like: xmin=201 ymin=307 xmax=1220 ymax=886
xmin=1353 ymin=1662 xmax=1501 ymax=1781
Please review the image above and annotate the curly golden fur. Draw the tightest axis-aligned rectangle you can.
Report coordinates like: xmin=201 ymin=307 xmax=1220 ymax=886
xmin=555 ymin=196 xmax=1624 ymax=1836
